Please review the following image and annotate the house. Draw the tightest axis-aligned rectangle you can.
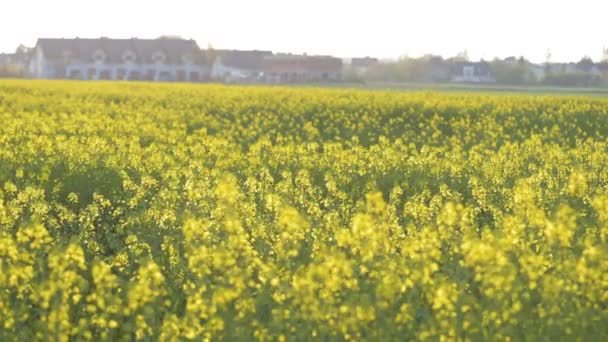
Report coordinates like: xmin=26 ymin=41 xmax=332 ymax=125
xmin=351 ymin=57 xmax=378 ymax=76
xmin=451 ymin=61 xmax=496 ymax=83
xmin=548 ymin=63 xmax=579 ymax=74
xmin=210 ymin=50 xmax=272 ymax=82
xmin=29 ymin=37 xmax=209 ymax=81
xmin=599 ymin=63 xmax=608 ymax=86
xmin=0 ymin=53 xmax=15 ymax=70
xmin=263 ymin=54 xmax=342 ymax=83
xmin=0 ymin=53 xmax=13 ymax=65
xmin=0 ymin=49 xmax=32 ymax=77
xmin=0 ymin=53 xmax=17 ymax=77
xmin=504 ymin=56 xmax=519 ymax=65
xmin=528 ymin=63 xmax=547 ymax=81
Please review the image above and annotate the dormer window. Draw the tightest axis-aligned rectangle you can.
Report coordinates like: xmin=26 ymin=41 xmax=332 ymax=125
xmin=182 ymin=54 xmax=193 ymax=64
xmin=122 ymin=50 xmax=136 ymax=64
xmin=92 ymin=49 xmax=107 ymax=63
xmin=152 ymin=51 xmax=166 ymax=64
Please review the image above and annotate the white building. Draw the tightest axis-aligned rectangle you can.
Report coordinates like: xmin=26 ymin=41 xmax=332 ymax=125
xmin=29 ymin=37 xmax=209 ymax=82
xmin=527 ymin=64 xmax=546 ymax=81
xmin=451 ymin=62 xmax=496 ymax=83
xmin=210 ymin=50 xmax=272 ymax=82
xmin=263 ymin=54 xmax=343 ymax=83
xmin=350 ymin=57 xmax=378 ymax=76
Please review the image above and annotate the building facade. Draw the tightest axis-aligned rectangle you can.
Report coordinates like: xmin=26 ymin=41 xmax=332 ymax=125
xmin=263 ymin=54 xmax=342 ymax=83
xmin=210 ymin=50 xmax=272 ymax=82
xmin=451 ymin=61 xmax=496 ymax=83
xmin=351 ymin=57 xmax=378 ymax=76
xmin=29 ymin=38 xmax=209 ymax=81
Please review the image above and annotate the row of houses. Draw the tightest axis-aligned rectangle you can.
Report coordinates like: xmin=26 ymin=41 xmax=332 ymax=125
xmin=20 ymin=37 xmax=343 ymax=83
xmin=4 ymin=37 xmax=608 ymax=85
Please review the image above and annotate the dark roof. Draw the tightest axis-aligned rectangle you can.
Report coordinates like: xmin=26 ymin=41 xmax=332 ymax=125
xmin=217 ymin=50 xmax=273 ymax=70
xmin=35 ymin=38 xmax=202 ymax=64
xmin=351 ymin=57 xmax=378 ymax=67
xmin=263 ymin=54 xmax=342 ymax=73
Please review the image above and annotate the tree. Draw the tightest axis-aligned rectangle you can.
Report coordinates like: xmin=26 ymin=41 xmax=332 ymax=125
xmin=454 ymin=50 xmax=469 ymax=62
xmin=518 ymin=56 xmax=526 ymax=65
xmin=206 ymin=43 xmax=219 ymax=68
xmin=490 ymin=58 xmax=534 ymax=85
xmin=15 ymin=44 xmax=31 ymax=55
xmin=0 ymin=63 xmax=24 ymax=78
xmin=576 ymin=56 xmax=594 ymax=72
xmin=341 ymin=63 xmax=364 ymax=83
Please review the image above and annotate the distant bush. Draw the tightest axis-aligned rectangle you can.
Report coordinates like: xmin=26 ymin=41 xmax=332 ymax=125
xmin=542 ymin=71 xmax=602 ymax=87
xmin=490 ymin=60 xmax=537 ymax=85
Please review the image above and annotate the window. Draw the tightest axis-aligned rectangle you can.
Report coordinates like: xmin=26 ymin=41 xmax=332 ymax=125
xmin=92 ymin=49 xmax=107 ymax=63
xmin=128 ymin=71 xmax=140 ymax=80
xmin=122 ymin=51 xmax=136 ymax=64
xmin=463 ymin=66 xmax=474 ymax=77
xmin=145 ymin=69 xmax=156 ymax=81
xmin=69 ymin=70 xmax=81 ymax=79
xmin=182 ymin=54 xmax=193 ymax=64
xmin=87 ymin=68 xmax=96 ymax=79
xmin=99 ymin=70 xmax=111 ymax=80
xmin=152 ymin=51 xmax=166 ymax=64
xmin=159 ymin=71 xmax=171 ymax=81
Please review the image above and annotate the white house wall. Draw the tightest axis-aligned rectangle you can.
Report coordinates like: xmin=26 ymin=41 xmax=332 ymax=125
xmin=452 ymin=75 xmax=496 ymax=83
xmin=28 ymin=47 xmax=47 ymax=78
xmin=63 ymin=62 xmax=209 ymax=81
xmin=33 ymin=52 xmax=209 ymax=82
xmin=211 ymin=60 xmax=262 ymax=81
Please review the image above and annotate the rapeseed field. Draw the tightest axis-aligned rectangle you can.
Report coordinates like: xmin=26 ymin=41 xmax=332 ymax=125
xmin=1 ymin=80 xmax=607 ymax=340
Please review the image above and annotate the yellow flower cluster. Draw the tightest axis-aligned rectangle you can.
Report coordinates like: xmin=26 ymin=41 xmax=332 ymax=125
xmin=0 ymin=80 xmax=608 ymax=340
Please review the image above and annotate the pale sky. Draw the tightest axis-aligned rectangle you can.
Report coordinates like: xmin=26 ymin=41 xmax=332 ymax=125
xmin=1 ymin=0 xmax=607 ymax=63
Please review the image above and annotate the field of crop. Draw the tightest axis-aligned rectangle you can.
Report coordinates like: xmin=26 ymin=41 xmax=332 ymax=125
xmin=1 ymin=80 xmax=608 ymax=340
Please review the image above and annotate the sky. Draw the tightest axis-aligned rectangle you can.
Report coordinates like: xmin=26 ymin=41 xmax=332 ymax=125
xmin=1 ymin=0 xmax=607 ymax=63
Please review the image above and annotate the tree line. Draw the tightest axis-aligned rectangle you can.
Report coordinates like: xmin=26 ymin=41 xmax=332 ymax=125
xmin=344 ymin=55 xmax=608 ymax=87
